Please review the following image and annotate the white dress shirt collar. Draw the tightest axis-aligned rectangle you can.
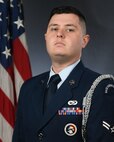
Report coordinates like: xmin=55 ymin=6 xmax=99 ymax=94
xmin=49 ymin=59 xmax=80 ymax=88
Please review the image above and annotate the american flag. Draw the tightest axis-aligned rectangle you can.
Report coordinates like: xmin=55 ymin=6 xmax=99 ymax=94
xmin=0 ymin=0 xmax=32 ymax=142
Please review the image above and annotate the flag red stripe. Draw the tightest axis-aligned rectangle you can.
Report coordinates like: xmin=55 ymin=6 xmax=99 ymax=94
xmin=13 ymin=38 xmax=32 ymax=81
xmin=7 ymin=66 xmax=14 ymax=80
xmin=0 ymin=89 xmax=15 ymax=128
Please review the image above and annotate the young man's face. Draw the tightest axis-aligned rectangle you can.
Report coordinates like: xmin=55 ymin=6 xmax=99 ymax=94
xmin=45 ymin=13 xmax=89 ymax=64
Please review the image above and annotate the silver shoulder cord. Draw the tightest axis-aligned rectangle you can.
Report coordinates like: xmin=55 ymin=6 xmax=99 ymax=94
xmin=82 ymin=74 xmax=114 ymax=142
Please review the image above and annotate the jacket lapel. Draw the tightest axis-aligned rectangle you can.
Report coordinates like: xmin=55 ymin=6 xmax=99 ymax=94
xmin=37 ymin=62 xmax=85 ymax=131
xmin=31 ymin=73 xmax=49 ymax=119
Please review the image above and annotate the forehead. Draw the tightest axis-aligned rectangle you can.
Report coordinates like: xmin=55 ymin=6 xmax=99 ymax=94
xmin=48 ymin=13 xmax=80 ymax=26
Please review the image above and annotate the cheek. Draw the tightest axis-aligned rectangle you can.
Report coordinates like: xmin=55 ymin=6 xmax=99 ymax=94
xmin=69 ymin=38 xmax=80 ymax=48
xmin=46 ymin=35 xmax=55 ymax=45
xmin=45 ymin=37 xmax=54 ymax=53
xmin=68 ymin=39 xmax=83 ymax=53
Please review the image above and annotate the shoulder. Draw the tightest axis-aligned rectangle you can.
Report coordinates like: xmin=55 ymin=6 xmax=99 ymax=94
xmin=79 ymin=62 xmax=114 ymax=91
xmin=20 ymin=71 xmax=49 ymax=91
xmin=85 ymin=68 xmax=114 ymax=93
xmin=80 ymin=65 xmax=101 ymax=85
xmin=84 ymin=67 xmax=100 ymax=78
xmin=94 ymin=74 xmax=114 ymax=94
xmin=25 ymin=71 xmax=49 ymax=83
xmin=77 ymin=61 xmax=100 ymax=80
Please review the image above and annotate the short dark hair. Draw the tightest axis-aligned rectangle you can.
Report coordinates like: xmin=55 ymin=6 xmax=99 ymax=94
xmin=48 ymin=6 xmax=87 ymax=34
xmin=49 ymin=6 xmax=86 ymax=23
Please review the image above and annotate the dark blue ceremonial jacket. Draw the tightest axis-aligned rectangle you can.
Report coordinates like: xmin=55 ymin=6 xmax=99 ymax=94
xmin=12 ymin=61 xmax=114 ymax=142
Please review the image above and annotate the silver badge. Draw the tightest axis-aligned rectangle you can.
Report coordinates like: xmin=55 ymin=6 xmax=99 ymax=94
xmin=69 ymin=80 xmax=75 ymax=86
xmin=111 ymin=126 xmax=114 ymax=133
xmin=68 ymin=100 xmax=78 ymax=106
xmin=64 ymin=123 xmax=77 ymax=136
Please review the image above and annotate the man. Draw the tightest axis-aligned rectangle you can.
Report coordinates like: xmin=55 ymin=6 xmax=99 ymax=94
xmin=12 ymin=6 xmax=114 ymax=142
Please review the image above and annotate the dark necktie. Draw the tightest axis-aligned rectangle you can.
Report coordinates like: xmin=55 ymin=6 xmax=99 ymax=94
xmin=44 ymin=74 xmax=61 ymax=112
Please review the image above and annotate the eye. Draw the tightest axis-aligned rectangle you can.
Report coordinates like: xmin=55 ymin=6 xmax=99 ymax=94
xmin=50 ymin=27 xmax=58 ymax=31
xmin=66 ymin=28 xmax=75 ymax=32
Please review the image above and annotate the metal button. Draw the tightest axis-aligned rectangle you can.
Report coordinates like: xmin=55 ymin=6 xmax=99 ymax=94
xmin=38 ymin=132 xmax=43 ymax=141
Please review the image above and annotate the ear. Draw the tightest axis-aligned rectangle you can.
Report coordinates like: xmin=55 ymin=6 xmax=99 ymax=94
xmin=82 ymin=34 xmax=90 ymax=49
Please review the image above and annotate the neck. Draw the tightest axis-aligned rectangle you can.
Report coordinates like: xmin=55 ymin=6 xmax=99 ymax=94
xmin=52 ymin=64 xmax=67 ymax=74
xmin=51 ymin=59 xmax=80 ymax=74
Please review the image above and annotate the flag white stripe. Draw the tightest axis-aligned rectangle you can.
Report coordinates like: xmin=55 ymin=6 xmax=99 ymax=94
xmin=0 ymin=114 xmax=13 ymax=142
xmin=14 ymin=64 xmax=24 ymax=100
xmin=19 ymin=33 xmax=28 ymax=51
xmin=0 ymin=64 xmax=14 ymax=105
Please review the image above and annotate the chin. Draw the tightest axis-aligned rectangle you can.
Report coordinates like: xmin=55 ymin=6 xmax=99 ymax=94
xmin=52 ymin=55 xmax=67 ymax=63
xmin=54 ymin=54 xmax=65 ymax=58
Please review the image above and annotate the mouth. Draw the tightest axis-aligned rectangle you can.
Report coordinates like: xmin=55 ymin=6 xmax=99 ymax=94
xmin=55 ymin=42 xmax=65 ymax=46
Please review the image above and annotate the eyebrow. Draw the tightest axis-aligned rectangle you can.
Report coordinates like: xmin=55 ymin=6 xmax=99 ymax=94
xmin=65 ymin=24 xmax=77 ymax=28
xmin=48 ymin=24 xmax=58 ymax=27
xmin=48 ymin=23 xmax=77 ymax=28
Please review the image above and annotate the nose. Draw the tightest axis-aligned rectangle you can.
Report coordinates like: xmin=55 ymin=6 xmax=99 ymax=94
xmin=57 ymin=34 xmax=63 ymax=38
xmin=57 ymin=30 xmax=65 ymax=38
